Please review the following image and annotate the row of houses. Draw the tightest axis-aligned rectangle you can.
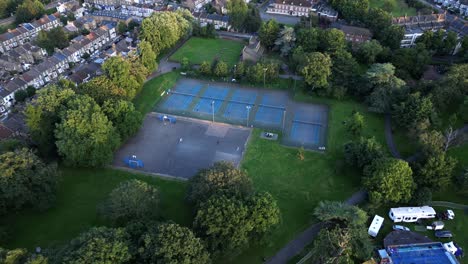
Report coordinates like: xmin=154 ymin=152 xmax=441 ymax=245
xmin=0 ymin=23 xmax=117 ymax=110
xmin=0 ymin=14 xmax=61 ymax=54
xmin=192 ymin=12 xmax=230 ymax=30
xmin=435 ymin=0 xmax=468 ymax=16
xmin=84 ymin=0 xmax=162 ymax=8
xmin=266 ymin=0 xmax=338 ymax=21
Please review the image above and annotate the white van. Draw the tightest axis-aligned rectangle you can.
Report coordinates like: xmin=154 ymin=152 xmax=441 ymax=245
xmin=389 ymin=206 xmax=436 ymax=223
xmin=368 ymin=215 xmax=384 ymax=237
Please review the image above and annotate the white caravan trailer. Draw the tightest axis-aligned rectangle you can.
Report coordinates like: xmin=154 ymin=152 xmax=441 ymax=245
xmin=368 ymin=215 xmax=384 ymax=237
xmin=389 ymin=206 xmax=436 ymax=223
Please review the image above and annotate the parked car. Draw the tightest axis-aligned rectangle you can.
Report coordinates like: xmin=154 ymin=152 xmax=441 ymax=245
xmin=435 ymin=230 xmax=453 ymax=238
xmin=393 ymin=225 xmax=410 ymax=231
xmin=426 ymin=221 xmax=444 ymax=230
xmin=437 ymin=210 xmax=455 ymax=220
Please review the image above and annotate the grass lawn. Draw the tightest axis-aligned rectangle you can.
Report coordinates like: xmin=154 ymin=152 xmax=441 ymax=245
xmin=170 ymin=37 xmax=244 ymax=66
xmin=134 ymin=71 xmax=180 ymax=114
xmin=369 ymin=0 xmax=417 ymax=16
xmin=1 ymin=167 xmax=189 ymax=250
xmin=235 ymin=91 xmax=387 ymax=263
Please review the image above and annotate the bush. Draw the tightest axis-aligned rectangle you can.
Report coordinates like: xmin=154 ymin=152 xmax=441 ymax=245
xmin=26 ymin=86 xmax=36 ymax=97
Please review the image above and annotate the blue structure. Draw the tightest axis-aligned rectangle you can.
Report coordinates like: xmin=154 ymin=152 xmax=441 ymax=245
xmin=385 ymin=242 xmax=460 ymax=264
xmin=124 ymin=156 xmax=144 ymax=168
xmin=158 ymin=114 xmax=177 ymax=123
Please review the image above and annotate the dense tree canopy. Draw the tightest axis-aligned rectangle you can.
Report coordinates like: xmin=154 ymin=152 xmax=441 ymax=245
xmin=76 ymin=76 xmax=128 ymax=104
xmin=355 ymin=40 xmax=383 ymax=65
xmin=138 ymin=40 xmax=158 ymax=72
xmin=259 ymin=19 xmax=280 ymax=50
xmin=319 ymin=28 xmax=346 ymax=53
xmin=102 ymin=100 xmax=142 ymax=140
xmin=392 ymin=92 xmax=433 ymax=129
xmin=344 ymin=137 xmax=384 ymax=169
xmin=296 ymin=28 xmax=319 ymax=53
xmin=55 ymin=95 xmax=120 ymax=167
xmin=363 ymin=158 xmax=414 ymax=205
xmin=415 ymin=153 xmax=457 ymax=190
xmin=314 ymin=201 xmax=368 ymax=227
xmin=36 ymin=27 xmax=69 ymax=55
xmin=25 ymin=85 xmax=76 ymax=157
xmin=15 ymin=0 xmax=44 ymax=24
xmin=140 ymin=11 xmax=192 ymax=55
xmin=431 ymin=64 xmax=468 ymax=112
xmin=213 ymin=60 xmax=228 ymax=77
xmin=392 ymin=43 xmax=431 ymax=79
xmin=226 ymin=0 xmax=248 ymax=31
xmin=0 ymin=148 xmax=58 ymax=216
xmin=301 ymin=52 xmax=332 ymax=91
xmin=60 ymin=227 xmax=131 ymax=264
xmin=187 ymin=162 xmax=253 ymax=205
xmin=101 ymin=56 xmax=142 ymax=100
xmin=99 ymin=179 xmax=159 ymax=225
xmin=275 ymin=26 xmax=296 ymax=56
xmin=139 ymin=223 xmax=211 ymax=264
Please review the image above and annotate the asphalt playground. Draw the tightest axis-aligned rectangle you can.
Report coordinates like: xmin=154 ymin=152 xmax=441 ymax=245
xmin=114 ymin=114 xmax=251 ymax=179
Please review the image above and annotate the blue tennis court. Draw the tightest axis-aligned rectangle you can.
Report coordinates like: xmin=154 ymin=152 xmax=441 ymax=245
xmin=173 ymin=79 xmax=203 ymax=95
xmin=224 ymin=102 xmax=251 ymax=120
xmin=161 ymin=94 xmax=194 ymax=111
xmin=260 ymin=93 xmax=288 ymax=108
xmin=193 ymin=98 xmax=223 ymax=114
xmin=230 ymin=89 xmax=257 ymax=104
xmin=202 ymin=85 xmax=229 ymax=100
xmin=254 ymin=106 xmax=284 ymax=125
xmin=294 ymin=109 xmax=324 ymax=124
xmin=290 ymin=122 xmax=321 ymax=145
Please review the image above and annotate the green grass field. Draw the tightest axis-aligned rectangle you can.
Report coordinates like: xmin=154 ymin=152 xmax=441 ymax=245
xmin=1 ymin=168 xmax=189 ymax=250
xmin=170 ymin=37 xmax=244 ymax=66
xmin=369 ymin=0 xmax=417 ymax=16
xmin=235 ymin=92 xmax=387 ymax=263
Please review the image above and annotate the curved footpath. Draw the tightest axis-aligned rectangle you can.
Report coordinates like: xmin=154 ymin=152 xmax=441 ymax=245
xmin=265 ymin=190 xmax=367 ymax=264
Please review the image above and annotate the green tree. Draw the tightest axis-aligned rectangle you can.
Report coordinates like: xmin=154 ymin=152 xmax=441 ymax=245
xmin=102 ymin=56 xmax=141 ymax=99
xmin=363 ymin=158 xmax=414 ymax=205
xmin=76 ymin=76 xmax=129 ymax=104
xmin=61 ymin=227 xmax=131 ymax=264
xmin=26 ymin=86 xmax=36 ymax=97
xmin=442 ymin=31 xmax=458 ymax=55
xmin=181 ymin=57 xmax=190 ymax=71
xmin=139 ymin=223 xmax=211 ymax=264
xmin=246 ymin=192 xmax=281 ymax=237
xmin=140 ymin=11 xmax=192 ymax=54
xmin=138 ymin=40 xmax=158 ymax=72
xmin=330 ymin=50 xmax=359 ymax=94
xmin=455 ymin=168 xmax=468 ymax=194
xmin=0 ymin=247 xmax=29 ymax=264
xmin=344 ymin=137 xmax=384 ymax=169
xmin=379 ymin=25 xmax=405 ymax=49
xmin=0 ymin=148 xmax=58 ymax=215
xmin=187 ymin=161 xmax=253 ymax=204
xmin=259 ymin=19 xmax=280 ymax=50
xmin=15 ymin=0 xmax=44 ymax=24
xmin=346 ymin=112 xmax=364 ymax=136
xmin=36 ymin=27 xmax=69 ymax=54
xmin=418 ymin=130 xmax=444 ymax=155
xmin=55 ymin=95 xmax=120 ymax=167
xmin=415 ymin=153 xmax=457 ymax=190
xmin=25 ymin=85 xmax=76 ymax=157
xmin=234 ymin=61 xmax=245 ymax=78
xmin=274 ymin=26 xmax=296 ymax=57
xmin=213 ymin=60 xmax=228 ymax=77
xmin=244 ymin=6 xmax=261 ymax=33
xmin=392 ymin=43 xmax=431 ymax=79
xmin=14 ymin=89 xmax=28 ymax=102
xmin=194 ymin=195 xmax=251 ymax=256
xmin=227 ymin=0 xmax=248 ymax=31
xmin=364 ymin=63 xmax=405 ymax=113
xmin=431 ymin=64 xmax=468 ymax=112
xmin=392 ymin=92 xmax=433 ymax=129
xmin=301 ymin=52 xmax=332 ymax=92
xmin=459 ymin=96 xmax=468 ymax=123
xmin=117 ymin=21 xmax=127 ymax=34
xmin=99 ymin=179 xmax=159 ymax=225
xmin=319 ymin=28 xmax=346 ymax=53
xmin=411 ymin=187 xmax=432 ymax=206
xmin=199 ymin=61 xmax=211 ymax=75
xmin=247 ymin=63 xmax=265 ymax=83
xmin=355 ymin=39 xmax=383 ymax=64
xmin=308 ymin=227 xmax=353 ymax=263
xmin=296 ymin=28 xmax=319 ymax=53
xmin=314 ymin=201 xmax=368 ymax=227
xmin=102 ymin=100 xmax=142 ymax=140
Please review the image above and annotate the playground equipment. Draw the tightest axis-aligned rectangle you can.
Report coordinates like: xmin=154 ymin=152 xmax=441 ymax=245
xmin=124 ymin=156 xmax=144 ymax=168
xmin=158 ymin=114 xmax=176 ymax=123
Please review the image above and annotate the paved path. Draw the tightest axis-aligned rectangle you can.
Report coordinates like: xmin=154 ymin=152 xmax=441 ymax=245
xmin=265 ymin=190 xmax=367 ymax=264
xmin=384 ymin=114 xmax=402 ymax=159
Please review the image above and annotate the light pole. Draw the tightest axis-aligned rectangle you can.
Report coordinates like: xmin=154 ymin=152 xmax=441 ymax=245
xmin=246 ymin=105 xmax=251 ymax=127
xmin=211 ymin=100 xmax=215 ymax=123
xmin=263 ymin=68 xmax=267 ymax=88
xmin=282 ymin=110 xmax=286 ymax=133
